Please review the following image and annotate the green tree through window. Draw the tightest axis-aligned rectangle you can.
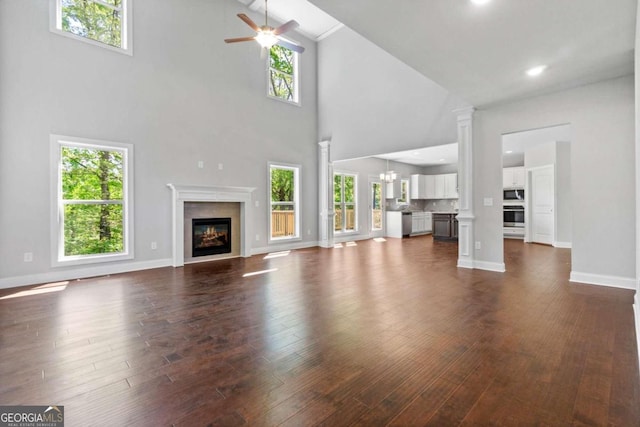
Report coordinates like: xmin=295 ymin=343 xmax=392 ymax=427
xmin=61 ymin=146 xmax=124 ymax=256
xmin=269 ymin=44 xmax=297 ymax=102
xmin=56 ymin=0 xmax=127 ymax=50
xmin=334 ymin=173 xmax=356 ymax=232
xmin=270 ymin=165 xmax=299 ymax=239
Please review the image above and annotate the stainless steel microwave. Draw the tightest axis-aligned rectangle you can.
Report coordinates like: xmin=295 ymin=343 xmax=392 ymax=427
xmin=503 ymin=189 xmax=524 ymax=201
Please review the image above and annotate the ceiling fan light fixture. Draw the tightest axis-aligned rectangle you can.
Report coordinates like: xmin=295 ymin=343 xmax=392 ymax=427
xmin=255 ymin=30 xmax=278 ymax=49
xmin=526 ymin=65 xmax=547 ymax=77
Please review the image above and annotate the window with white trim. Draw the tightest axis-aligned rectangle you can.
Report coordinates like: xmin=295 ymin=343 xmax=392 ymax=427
xmin=50 ymin=0 xmax=132 ymax=54
xmin=334 ymin=173 xmax=357 ymax=233
xmin=51 ymin=135 xmax=134 ymax=266
xmin=397 ymin=179 xmax=409 ymax=204
xmin=269 ymin=163 xmax=300 ymax=240
xmin=268 ymin=44 xmax=298 ymax=104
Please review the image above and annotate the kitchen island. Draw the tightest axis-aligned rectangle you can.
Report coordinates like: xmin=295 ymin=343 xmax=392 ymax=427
xmin=432 ymin=212 xmax=458 ymax=241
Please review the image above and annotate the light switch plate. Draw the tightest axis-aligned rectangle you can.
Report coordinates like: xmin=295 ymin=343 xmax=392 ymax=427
xmin=483 ymin=197 xmax=493 ymax=206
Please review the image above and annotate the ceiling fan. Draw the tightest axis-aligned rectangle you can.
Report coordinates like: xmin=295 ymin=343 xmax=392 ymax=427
xmin=224 ymin=0 xmax=305 ymax=56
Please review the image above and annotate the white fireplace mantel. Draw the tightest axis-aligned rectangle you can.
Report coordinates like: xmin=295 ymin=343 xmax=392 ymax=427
xmin=167 ymin=184 xmax=255 ymax=267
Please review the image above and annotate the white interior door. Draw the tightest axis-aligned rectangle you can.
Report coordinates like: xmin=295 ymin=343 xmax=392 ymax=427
xmin=530 ymin=166 xmax=554 ymax=245
xmin=370 ymin=180 xmax=384 ymax=237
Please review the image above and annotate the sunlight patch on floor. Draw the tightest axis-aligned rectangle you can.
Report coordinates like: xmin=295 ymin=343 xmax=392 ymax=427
xmin=0 ymin=281 xmax=69 ymax=300
xmin=373 ymin=238 xmax=386 ymax=243
xmin=346 ymin=242 xmax=357 ymax=247
xmin=333 ymin=243 xmax=343 ymax=249
xmin=243 ymin=268 xmax=278 ymax=278
xmin=264 ymin=251 xmax=291 ymax=259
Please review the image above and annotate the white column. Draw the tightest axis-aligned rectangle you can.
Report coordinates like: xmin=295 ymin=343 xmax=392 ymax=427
xmin=318 ymin=141 xmax=334 ymax=248
xmin=455 ymin=107 xmax=476 ymax=269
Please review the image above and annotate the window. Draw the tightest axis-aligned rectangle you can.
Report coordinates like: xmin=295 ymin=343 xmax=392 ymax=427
xmin=51 ymin=135 xmax=134 ymax=266
xmin=334 ymin=173 xmax=357 ymax=233
xmin=268 ymin=44 xmax=298 ymax=104
xmin=397 ymin=179 xmax=409 ymax=204
xmin=50 ymin=0 xmax=132 ymax=54
xmin=269 ymin=164 xmax=300 ymax=240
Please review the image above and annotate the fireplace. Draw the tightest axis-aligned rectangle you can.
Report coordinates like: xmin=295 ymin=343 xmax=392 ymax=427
xmin=192 ymin=218 xmax=231 ymax=257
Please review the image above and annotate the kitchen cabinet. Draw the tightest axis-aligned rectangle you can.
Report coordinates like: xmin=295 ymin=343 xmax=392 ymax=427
xmin=410 ymin=211 xmax=432 ymax=235
xmin=503 ymin=167 xmax=525 ymax=189
xmin=444 ymin=173 xmax=458 ymax=198
xmin=434 ymin=175 xmax=445 ymax=199
xmin=424 ymin=175 xmax=435 ymax=199
xmin=410 ymin=174 xmax=424 ymax=199
xmin=432 ymin=213 xmax=458 ymax=241
xmin=385 ymin=179 xmax=401 ymax=199
xmin=386 ymin=211 xmax=411 ymax=238
xmin=408 ymin=174 xmax=457 ymax=199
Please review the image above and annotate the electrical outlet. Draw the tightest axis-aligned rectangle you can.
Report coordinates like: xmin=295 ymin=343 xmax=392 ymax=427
xmin=23 ymin=252 xmax=33 ymax=262
xmin=197 ymin=160 xmax=204 ymax=169
xmin=255 ymin=200 xmax=259 ymax=207
xmin=151 ymin=242 xmax=157 ymax=250
xmin=218 ymin=163 xmax=223 ymax=170
xmin=475 ymin=241 xmax=481 ymax=250
xmin=255 ymin=234 xmax=260 ymax=241
xmin=307 ymin=229 xmax=311 ymax=235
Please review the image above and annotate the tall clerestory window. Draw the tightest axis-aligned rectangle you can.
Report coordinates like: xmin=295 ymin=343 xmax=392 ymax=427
xmin=51 ymin=135 xmax=134 ymax=266
xmin=268 ymin=44 xmax=298 ymax=104
xmin=50 ymin=0 xmax=132 ymax=54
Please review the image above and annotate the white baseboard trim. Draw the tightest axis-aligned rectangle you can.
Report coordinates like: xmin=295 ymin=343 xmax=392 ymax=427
xmin=634 ymin=291 xmax=640 ymax=374
xmin=569 ymin=271 xmax=637 ymax=290
xmin=553 ymin=241 xmax=572 ymax=248
xmin=473 ymin=260 xmax=506 ymax=273
xmin=457 ymin=258 xmax=506 ymax=272
xmin=0 ymin=258 xmax=173 ymax=290
xmin=252 ymin=240 xmax=319 ymax=256
xmin=457 ymin=259 xmax=474 ymax=269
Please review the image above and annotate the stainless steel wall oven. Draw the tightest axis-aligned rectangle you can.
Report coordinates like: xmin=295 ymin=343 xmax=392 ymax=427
xmin=503 ymin=205 xmax=525 ymax=228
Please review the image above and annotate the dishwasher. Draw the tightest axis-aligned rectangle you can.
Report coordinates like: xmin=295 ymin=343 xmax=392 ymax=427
xmin=401 ymin=212 xmax=412 ymax=237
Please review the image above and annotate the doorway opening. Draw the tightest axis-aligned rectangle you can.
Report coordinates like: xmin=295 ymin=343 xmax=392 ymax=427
xmin=501 ymin=124 xmax=573 ymax=268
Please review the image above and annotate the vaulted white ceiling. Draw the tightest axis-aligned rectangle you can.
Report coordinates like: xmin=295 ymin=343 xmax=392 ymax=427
xmin=306 ymin=0 xmax=636 ymax=107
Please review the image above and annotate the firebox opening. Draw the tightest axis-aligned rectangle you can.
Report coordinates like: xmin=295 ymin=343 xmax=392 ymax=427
xmin=192 ymin=218 xmax=231 ymax=257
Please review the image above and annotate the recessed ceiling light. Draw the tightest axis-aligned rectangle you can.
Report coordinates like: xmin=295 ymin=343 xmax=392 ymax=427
xmin=413 ymin=151 xmax=420 ymax=156
xmin=526 ymin=65 xmax=547 ymax=77
xmin=505 ymin=150 xmax=513 ymax=154
xmin=439 ymin=158 xmax=445 ymax=162
xmin=470 ymin=0 xmax=491 ymax=5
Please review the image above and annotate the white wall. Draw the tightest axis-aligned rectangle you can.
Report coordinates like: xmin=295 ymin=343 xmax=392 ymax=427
xmin=0 ymin=0 xmax=318 ymax=286
xmin=633 ymin=0 xmax=640 ymax=367
xmin=474 ymin=75 xmax=635 ymax=283
xmin=317 ymin=27 xmax=470 ymax=161
xmin=555 ymin=141 xmax=572 ymax=245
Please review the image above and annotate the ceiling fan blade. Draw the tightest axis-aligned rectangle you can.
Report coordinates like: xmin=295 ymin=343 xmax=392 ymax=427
xmin=276 ymin=38 xmax=305 ymax=53
xmin=224 ymin=36 xmax=256 ymax=43
xmin=237 ymin=13 xmax=260 ymax=32
xmin=274 ymin=19 xmax=299 ymax=36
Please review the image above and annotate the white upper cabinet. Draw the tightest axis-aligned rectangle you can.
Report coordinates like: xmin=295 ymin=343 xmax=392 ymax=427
xmin=444 ymin=173 xmax=458 ymax=198
xmin=434 ymin=174 xmax=445 ymax=199
xmin=503 ymin=167 xmax=525 ymax=188
xmin=408 ymin=174 xmax=457 ymax=199
xmin=410 ymin=174 xmax=422 ymax=199
xmin=424 ymin=175 xmax=435 ymax=199
xmin=385 ymin=179 xmax=401 ymax=199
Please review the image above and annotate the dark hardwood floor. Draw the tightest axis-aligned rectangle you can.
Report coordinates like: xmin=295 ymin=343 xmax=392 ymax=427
xmin=1 ymin=237 xmax=638 ymax=426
